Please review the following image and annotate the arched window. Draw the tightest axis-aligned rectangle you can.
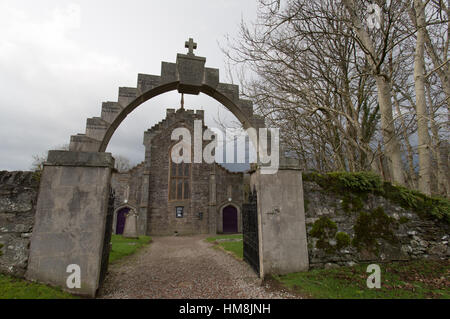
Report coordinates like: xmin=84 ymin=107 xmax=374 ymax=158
xmin=169 ymin=160 xmax=190 ymax=200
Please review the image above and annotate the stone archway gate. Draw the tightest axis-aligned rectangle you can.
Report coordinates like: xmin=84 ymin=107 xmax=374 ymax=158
xmin=25 ymin=40 xmax=309 ymax=297
xmin=69 ymin=38 xmax=264 ymax=153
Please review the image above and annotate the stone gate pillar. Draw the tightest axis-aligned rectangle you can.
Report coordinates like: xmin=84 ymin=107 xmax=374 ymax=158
xmin=26 ymin=151 xmax=114 ymax=297
xmin=250 ymin=158 xmax=309 ymax=277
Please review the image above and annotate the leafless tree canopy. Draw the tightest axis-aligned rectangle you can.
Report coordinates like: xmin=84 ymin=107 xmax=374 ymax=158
xmin=30 ymin=144 xmax=69 ymax=172
xmin=114 ymin=155 xmax=132 ymax=173
xmin=223 ymin=0 xmax=449 ymax=197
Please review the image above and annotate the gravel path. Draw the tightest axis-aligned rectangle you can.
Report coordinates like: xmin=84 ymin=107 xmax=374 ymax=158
xmin=98 ymin=235 xmax=295 ymax=299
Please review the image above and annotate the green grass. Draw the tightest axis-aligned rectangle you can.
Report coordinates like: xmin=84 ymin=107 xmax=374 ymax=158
xmin=109 ymin=234 xmax=152 ymax=263
xmin=205 ymin=234 xmax=243 ymax=242
xmin=206 ymin=234 xmax=243 ymax=260
xmin=0 ymin=234 xmax=151 ymax=299
xmin=274 ymin=259 xmax=450 ymax=299
xmin=0 ymin=274 xmax=77 ymax=299
xmin=217 ymin=241 xmax=244 ymax=260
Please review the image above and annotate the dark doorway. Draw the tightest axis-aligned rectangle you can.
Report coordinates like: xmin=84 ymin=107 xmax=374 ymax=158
xmin=243 ymin=189 xmax=259 ymax=275
xmin=222 ymin=205 xmax=238 ymax=233
xmin=116 ymin=207 xmax=130 ymax=234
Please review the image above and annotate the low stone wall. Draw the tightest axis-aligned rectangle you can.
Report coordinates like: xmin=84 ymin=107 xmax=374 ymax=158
xmin=0 ymin=171 xmax=38 ymax=277
xmin=303 ymin=179 xmax=450 ymax=269
xmin=1 ymin=168 xmax=448 ymax=278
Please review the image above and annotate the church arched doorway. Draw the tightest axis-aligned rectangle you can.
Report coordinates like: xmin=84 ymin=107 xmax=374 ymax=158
xmin=115 ymin=207 xmax=130 ymax=235
xmin=222 ymin=205 xmax=238 ymax=233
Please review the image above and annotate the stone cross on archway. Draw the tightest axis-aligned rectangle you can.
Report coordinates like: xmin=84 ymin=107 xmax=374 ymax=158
xmin=68 ymin=38 xmax=265 ymax=153
xmin=185 ymin=37 xmax=197 ymax=55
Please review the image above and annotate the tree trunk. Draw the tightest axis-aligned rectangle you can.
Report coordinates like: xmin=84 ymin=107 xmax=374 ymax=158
xmin=393 ymin=94 xmax=417 ymax=189
xmin=375 ymin=76 xmax=406 ymax=185
xmin=427 ymin=81 xmax=450 ymax=197
xmin=343 ymin=0 xmax=406 ymax=185
xmin=413 ymin=0 xmax=432 ymax=195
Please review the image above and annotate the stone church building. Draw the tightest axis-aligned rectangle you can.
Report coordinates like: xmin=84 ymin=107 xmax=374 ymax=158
xmin=110 ymin=107 xmax=246 ymax=236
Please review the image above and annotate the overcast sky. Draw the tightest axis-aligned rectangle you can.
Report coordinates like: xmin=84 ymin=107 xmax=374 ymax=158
xmin=0 ymin=0 xmax=258 ymax=171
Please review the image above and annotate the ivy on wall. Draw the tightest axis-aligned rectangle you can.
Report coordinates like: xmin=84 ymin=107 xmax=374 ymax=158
xmin=309 ymin=217 xmax=351 ymax=253
xmin=303 ymin=171 xmax=450 ymax=223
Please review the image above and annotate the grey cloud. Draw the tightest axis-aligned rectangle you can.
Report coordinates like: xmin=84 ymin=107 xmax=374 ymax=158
xmin=0 ymin=0 xmax=257 ymax=170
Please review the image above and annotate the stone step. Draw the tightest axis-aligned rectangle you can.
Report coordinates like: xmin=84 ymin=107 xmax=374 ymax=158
xmin=251 ymin=115 xmax=265 ymax=129
xmin=69 ymin=134 xmax=101 ymax=152
xmin=85 ymin=117 xmax=109 ymax=142
xmin=101 ymin=102 xmax=123 ymax=124
xmin=160 ymin=62 xmax=177 ymax=84
xmin=217 ymin=83 xmax=239 ymax=103
xmin=239 ymin=99 xmax=254 ymax=118
xmin=137 ymin=73 xmax=161 ymax=95
xmin=118 ymin=87 xmax=138 ymax=108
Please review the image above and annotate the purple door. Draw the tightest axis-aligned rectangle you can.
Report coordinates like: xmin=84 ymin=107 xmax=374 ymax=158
xmin=116 ymin=207 xmax=130 ymax=235
xmin=223 ymin=205 xmax=238 ymax=233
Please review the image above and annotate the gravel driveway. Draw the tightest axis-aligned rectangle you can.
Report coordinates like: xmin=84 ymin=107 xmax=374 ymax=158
xmin=98 ymin=235 xmax=295 ymax=299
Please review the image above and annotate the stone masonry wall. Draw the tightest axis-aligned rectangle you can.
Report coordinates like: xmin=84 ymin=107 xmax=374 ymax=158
xmin=304 ymin=180 xmax=450 ymax=269
xmin=215 ymin=164 xmax=244 ymax=209
xmin=111 ymin=163 xmax=145 ymax=210
xmin=0 ymin=171 xmax=38 ymax=277
xmin=111 ymin=163 xmax=146 ymax=235
xmin=111 ymin=171 xmax=130 ymax=206
xmin=145 ymin=108 xmax=245 ymax=235
xmin=146 ymin=109 xmax=211 ymax=235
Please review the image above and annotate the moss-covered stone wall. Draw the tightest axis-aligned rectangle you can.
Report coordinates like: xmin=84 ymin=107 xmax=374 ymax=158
xmin=303 ymin=172 xmax=450 ymax=269
xmin=0 ymin=171 xmax=38 ymax=277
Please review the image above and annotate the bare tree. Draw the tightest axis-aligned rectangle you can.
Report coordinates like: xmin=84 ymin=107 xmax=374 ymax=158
xmin=223 ymin=0 xmax=448 ymax=197
xmin=409 ymin=0 xmax=433 ymax=195
xmin=224 ymin=0 xmax=382 ymax=172
xmin=31 ymin=154 xmax=47 ymax=172
xmin=342 ymin=0 xmax=408 ymax=185
xmin=422 ymin=0 xmax=450 ymax=197
xmin=114 ymin=155 xmax=131 ymax=173
xmin=30 ymin=144 xmax=70 ymax=172
xmin=423 ymin=0 xmax=450 ymax=114
xmin=405 ymin=0 xmax=449 ymax=196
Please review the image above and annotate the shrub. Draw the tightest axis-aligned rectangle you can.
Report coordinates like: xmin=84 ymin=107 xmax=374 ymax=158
xmin=327 ymin=171 xmax=383 ymax=193
xmin=310 ymin=217 xmax=337 ymax=253
xmin=303 ymin=171 xmax=450 ymax=224
xmin=341 ymin=193 xmax=365 ymax=213
xmin=399 ymin=216 xmax=409 ymax=224
xmin=31 ymin=170 xmax=41 ymax=183
xmin=352 ymin=207 xmax=397 ymax=253
xmin=382 ymin=182 xmax=450 ymax=223
xmin=335 ymin=232 xmax=351 ymax=249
